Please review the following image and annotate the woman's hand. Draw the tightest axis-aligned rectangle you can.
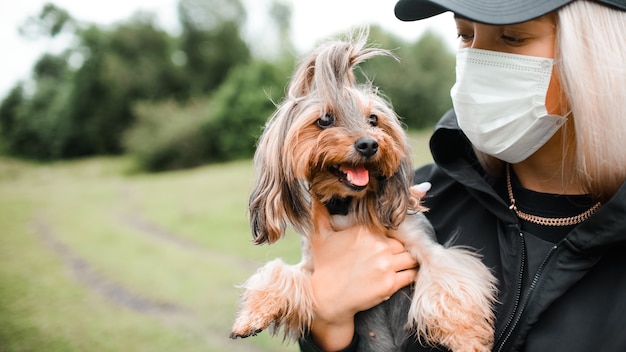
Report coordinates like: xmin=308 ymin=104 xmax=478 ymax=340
xmin=308 ymin=201 xmax=420 ymax=351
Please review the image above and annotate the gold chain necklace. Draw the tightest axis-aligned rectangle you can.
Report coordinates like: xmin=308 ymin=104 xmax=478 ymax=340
xmin=506 ymin=165 xmax=601 ymax=226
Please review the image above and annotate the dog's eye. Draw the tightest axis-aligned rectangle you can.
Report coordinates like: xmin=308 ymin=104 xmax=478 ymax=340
xmin=316 ymin=114 xmax=335 ymax=129
xmin=368 ymin=114 xmax=378 ymax=127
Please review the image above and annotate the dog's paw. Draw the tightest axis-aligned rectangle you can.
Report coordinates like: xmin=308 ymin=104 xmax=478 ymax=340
xmin=230 ymin=259 xmax=315 ymax=341
xmin=407 ymin=246 xmax=497 ymax=352
xmin=229 ymin=329 xmax=263 ymax=339
xmin=230 ymin=317 xmax=267 ymax=339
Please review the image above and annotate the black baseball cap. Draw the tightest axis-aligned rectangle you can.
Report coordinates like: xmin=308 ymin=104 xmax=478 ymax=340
xmin=395 ymin=0 xmax=626 ymax=24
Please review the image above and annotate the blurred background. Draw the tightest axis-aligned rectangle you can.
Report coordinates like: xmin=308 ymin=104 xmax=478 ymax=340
xmin=0 ymin=0 xmax=454 ymax=350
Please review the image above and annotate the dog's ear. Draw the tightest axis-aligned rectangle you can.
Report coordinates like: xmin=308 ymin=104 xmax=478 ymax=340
xmin=286 ymin=49 xmax=319 ymax=99
xmin=249 ymin=103 xmax=311 ymax=245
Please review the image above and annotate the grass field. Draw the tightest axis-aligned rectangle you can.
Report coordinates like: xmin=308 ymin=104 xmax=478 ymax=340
xmin=0 ymin=130 xmax=432 ymax=352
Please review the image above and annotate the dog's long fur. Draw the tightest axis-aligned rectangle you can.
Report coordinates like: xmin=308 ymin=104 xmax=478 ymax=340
xmin=231 ymin=29 xmax=498 ymax=352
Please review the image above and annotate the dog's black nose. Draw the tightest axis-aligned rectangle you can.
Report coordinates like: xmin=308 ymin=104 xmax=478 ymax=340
xmin=355 ymin=137 xmax=379 ymax=158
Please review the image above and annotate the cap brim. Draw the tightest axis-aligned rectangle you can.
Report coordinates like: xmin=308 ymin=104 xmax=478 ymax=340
xmin=395 ymin=0 xmax=574 ymax=24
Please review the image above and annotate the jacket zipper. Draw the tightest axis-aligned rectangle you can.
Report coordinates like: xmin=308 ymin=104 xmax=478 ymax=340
xmin=495 ymin=232 xmax=525 ymax=350
xmin=496 ymin=241 xmax=558 ymax=352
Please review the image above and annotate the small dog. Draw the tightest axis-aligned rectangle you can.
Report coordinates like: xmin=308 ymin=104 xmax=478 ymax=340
xmin=230 ymin=29 xmax=497 ymax=352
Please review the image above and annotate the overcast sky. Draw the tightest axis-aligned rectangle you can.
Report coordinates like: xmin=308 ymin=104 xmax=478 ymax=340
xmin=0 ymin=0 xmax=457 ymax=98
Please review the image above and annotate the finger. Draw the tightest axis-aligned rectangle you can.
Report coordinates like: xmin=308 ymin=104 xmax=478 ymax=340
xmin=393 ymin=268 xmax=418 ymax=292
xmin=391 ymin=251 xmax=418 ymax=272
xmin=411 ymin=182 xmax=432 ymax=199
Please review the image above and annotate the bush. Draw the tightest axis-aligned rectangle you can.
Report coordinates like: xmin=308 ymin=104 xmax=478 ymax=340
xmin=123 ymin=58 xmax=292 ymax=171
xmin=0 ymin=76 xmax=76 ymax=160
xmin=204 ymin=59 xmax=291 ymax=161
xmin=123 ymin=99 xmax=213 ymax=171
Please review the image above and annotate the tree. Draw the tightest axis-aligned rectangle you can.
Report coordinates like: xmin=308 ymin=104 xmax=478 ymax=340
xmin=0 ymin=2 xmax=455 ymax=166
xmin=361 ymin=26 xmax=455 ymax=129
xmin=18 ymin=3 xmax=75 ymax=39
xmin=123 ymin=58 xmax=292 ymax=171
xmin=61 ymin=18 xmax=190 ymax=156
xmin=205 ymin=59 xmax=292 ymax=162
xmin=177 ymin=0 xmax=251 ymax=96
xmin=0 ymin=5 xmax=191 ymax=159
xmin=0 ymin=85 xmax=25 ymax=153
xmin=269 ymin=1 xmax=294 ymax=56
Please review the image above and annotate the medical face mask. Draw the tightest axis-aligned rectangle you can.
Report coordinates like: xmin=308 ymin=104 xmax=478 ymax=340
xmin=450 ymin=48 xmax=566 ymax=164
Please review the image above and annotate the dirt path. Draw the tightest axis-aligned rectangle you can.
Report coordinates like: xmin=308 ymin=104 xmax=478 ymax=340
xmin=118 ymin=185 xmax=260 ymax=272
xmin=32 ymin=214 xmax=266 ymax=352
xmin=33 ymin=214 xmax=184 ymax=315
xmin=118 ymin=212 xmax=260 ymax=272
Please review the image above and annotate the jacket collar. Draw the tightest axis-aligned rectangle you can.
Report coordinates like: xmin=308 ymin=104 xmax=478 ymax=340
xmin=568 ymin=182 xmax=626 ymax=253
xmin=429 ymin=109 xmax=514 ymax=221
xmin=429 ymin=109 xmax=626 ymax=253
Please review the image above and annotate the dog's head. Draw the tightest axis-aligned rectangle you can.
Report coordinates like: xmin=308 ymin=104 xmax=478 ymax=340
xmin=249 ymin=29 xmax=416 ymax=244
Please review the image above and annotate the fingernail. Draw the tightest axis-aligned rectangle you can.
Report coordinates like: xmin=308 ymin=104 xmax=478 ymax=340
xmin=415 ymin=182 xmax=431 ymax=193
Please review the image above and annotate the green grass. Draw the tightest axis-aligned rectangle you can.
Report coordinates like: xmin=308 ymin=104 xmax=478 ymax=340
xmin=0 ymin=130 xmax=432 ymax=351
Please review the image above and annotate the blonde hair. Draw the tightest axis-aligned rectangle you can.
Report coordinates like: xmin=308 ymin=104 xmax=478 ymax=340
xmin=558 ymin=0 xmax=626 ymax=201
xmin=476 ymin=0 xmax=626 ymax=202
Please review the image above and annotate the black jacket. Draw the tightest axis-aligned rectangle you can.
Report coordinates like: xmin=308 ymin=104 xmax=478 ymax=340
xmin=301 ymin=110 xmax=626 ymax=352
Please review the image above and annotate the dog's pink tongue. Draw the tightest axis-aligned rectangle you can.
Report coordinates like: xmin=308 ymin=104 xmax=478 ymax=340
xmin=343 ymin=166 xmax=369 ymax=186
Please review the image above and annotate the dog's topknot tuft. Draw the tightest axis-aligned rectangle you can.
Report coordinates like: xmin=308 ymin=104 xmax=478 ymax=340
xmin=287 ymin=27 xmax=398 ymax=102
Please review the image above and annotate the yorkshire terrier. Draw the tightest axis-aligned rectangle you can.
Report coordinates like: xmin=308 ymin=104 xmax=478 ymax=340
xmin=230 ymin=29 xmax=498 ymax=352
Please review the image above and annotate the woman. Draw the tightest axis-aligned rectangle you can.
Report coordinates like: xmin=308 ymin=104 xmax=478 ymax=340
xmin=300 ymin=0 xmax=626 ymax=351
